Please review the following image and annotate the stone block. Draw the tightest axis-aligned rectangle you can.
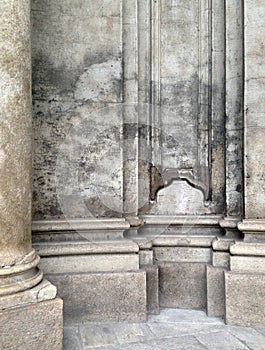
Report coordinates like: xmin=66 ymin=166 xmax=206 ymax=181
xmin=0 ymin=298 xmax=63 ymax=350
xmin=139 ymin=250 xmax=153 ymax=266
xmin=154 ymin=247 xmax=211 ymax=263
xmin=143 ymin=265 xmax=159 ymax=315
xmin=225 ymin=271 xmax=265 ymax=327
xmin=158 ymin=263 xmax=207 ymax=309
xmin=48 ymin=271 xmax=147 ymax=324
xmin=39 ymin=254 xmax=139 ymax=274
xmin=206 ymin=265 xmax=225 ymax=317
xmin=230 ymin=256 xmax=265 ymax=273
xmin=212 ymin=252 xmax=230 ymax=268
xmin=0 ymin=279 xmax=57 ymax=310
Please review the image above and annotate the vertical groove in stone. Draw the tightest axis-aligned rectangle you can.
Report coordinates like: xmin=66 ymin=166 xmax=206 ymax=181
xmin=197 ymin=0 xmax=212 ymax=200
xmin=0 ymin=0 xmax=33 ymax=265
xmin=122 ymin=0 xmax=139 ymax=216
xmin=225 ymin=0 xmax=244 ymax=217
xmin=210 ymin=0 xmax=226 ymax=212
xmin=137 ymin=0 xmax=151 ymax=212
xmin=150 ymin=0 xmax=161 ymax=168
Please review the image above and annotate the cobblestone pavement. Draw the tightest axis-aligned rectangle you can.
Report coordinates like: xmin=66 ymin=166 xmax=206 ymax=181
xmin=64 ymin=309 xmax=265 ymax=350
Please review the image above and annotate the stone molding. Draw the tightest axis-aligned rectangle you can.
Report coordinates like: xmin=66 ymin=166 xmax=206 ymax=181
xmin=32 ymin=218 xmax=130 ymax=232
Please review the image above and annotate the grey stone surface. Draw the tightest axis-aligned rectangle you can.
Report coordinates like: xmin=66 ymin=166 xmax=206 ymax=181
xmin=0 ymin=0 xmax=47 ymax=304
xmin=0 ymin=298 xmax=63 ymax=350
xmin=228 ymin=325 xmax=265 ymax=350
xmin=48 ymin=271 xmax=147 ymax=324
xmin=139 ymin=250 xmax=153 ymax=266
xmin=206 ymin=266 xmax=225 ymax=318
xmin=158 ymin=263 xmax=207 ymax=309
xmin=0 ymin=0 xmax=33 ymax=265
xmin=154 ymin=247 xmax=211 ymax=264
xmin=230 ymin=241 xmax=265 ymax=256
xmin=196 ymin=330 xmax=249 ymax=350
xmin=64 ymin=327 xmax=82 ymax=350
xmin=0 ymin=278 xmax=57 ymax=311
xmin=39 ymin=254 xmax=139 ymax=274
xmin=30 ymin=0 xmax=227 ymax=221
xmin=230 ymin=256 xmax=265 ymax=273
xmin=212 ymin=252 xmax=230 ymax=268
xmin=225 ymin=271 xmax=265 ymax=327
xmin=80 ymin=323 xmax=119 ymax=348
xmin=143 ymin=265 xmax=159 ymax=315
xmin=64 ymin=308 xmax=265 ymax=350
xmin=244 ymin=0 xmax=265 ymax=219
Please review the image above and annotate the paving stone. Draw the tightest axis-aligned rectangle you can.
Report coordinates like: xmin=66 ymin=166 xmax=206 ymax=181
xmin=196 ymin=330 xmax=250 ymax=350
xmin=148 ymin=322 xmax=224 ymax=339
xmin=256 ymin=327 xmax=265 ymax=337
xmin=150 ymin=336 xmax=208 ymax=350
xmin=64 ymin=326 xmax=82 ymax=350
xmin=228 ymin=326 xmax=265 ymax=350
xmin=63 ymin=309 xmax=265 ymax=350
xmin=80 ymin=323 xmax=119 ymax=348
xmin=112 ymin=323 xmax=154 ymax=344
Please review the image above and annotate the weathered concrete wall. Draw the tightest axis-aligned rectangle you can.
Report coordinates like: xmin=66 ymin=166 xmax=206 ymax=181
xmin=31 ymin=0 xmax=123 ymax=219
xmin=31 ymin=0 xmax=228 ymax=220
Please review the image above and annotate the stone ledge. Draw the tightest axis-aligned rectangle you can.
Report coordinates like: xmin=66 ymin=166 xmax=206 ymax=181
xmin=33 ymin=240 xmax=139 ymax=256
xmin=230 ymin=242 xmax=265 ymax=256
xmin=238 ymin=219 xmax=265 ymax=234
xmin=32 ymin=218 xmax=130 ymax=232
xmin=230 ymin=256 xmax=265 ymax=273
xmin=141 ymin=215 xmax=222 ymax=226
xmin=212 ymin=238 xmax=235 ymax=251
xmin=39 ymin=254 xmax=139 ymax=274
xmin=154 ymin=246 xmax=212 ymax=264
xmin=152 ymin=235 xmax=215 ymax=247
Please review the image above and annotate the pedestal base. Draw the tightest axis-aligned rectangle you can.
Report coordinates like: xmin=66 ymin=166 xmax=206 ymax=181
xmin=225 ymin=272 xmax=265 ymax=327
xmin=0 ymin=297 xmax=63 ymax=350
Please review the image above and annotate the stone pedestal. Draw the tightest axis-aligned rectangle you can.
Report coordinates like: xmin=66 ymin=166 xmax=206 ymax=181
xmin=0 ymin=298 xmax=63 ymax=350
xmin=0 ymin=1 xmax=63 ymax=347
xmin=223 ymin=0 xmax=265 ymax=328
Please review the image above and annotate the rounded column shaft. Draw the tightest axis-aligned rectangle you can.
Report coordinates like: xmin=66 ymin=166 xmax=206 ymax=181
xmin=0 ymin=0 xmax=42 ymax=296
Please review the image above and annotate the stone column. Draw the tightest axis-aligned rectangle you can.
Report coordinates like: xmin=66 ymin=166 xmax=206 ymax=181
xmin=224 ymin=0 xmax=265 ymax=327
xmin=0 ymin=1 xmax=62 ymax=348
xmin=0 ymin=0 xmax=43 ymax=297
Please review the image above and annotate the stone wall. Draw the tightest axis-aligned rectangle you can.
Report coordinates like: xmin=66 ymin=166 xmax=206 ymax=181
xmin=29 ymin=0 xmax=265 ymax=328
xmin=31 ymin=0 xmax=234 ymax=220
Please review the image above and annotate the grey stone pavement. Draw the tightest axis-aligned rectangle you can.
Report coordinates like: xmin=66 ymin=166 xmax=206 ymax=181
xmin=64 ymin=309 xmax=265 ymax=350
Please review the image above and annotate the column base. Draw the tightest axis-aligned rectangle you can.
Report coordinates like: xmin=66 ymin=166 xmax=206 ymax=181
xmin=0 ymin=278 xmax=57 ymax=310
xmin=0 ymin=297 xmax=63 ymax=350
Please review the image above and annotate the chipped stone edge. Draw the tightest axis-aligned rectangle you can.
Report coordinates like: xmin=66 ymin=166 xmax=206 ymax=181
xmin=0 ymin=279 xmax=57 ymax=311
